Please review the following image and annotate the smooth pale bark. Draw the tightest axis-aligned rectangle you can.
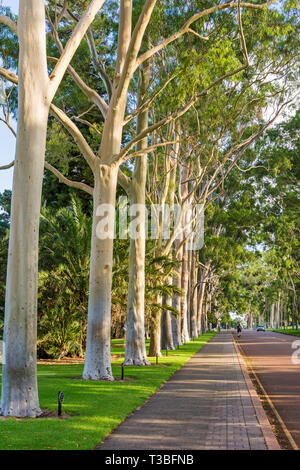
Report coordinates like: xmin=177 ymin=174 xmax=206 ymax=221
xmin=82 ymin=50 xmax=129 ymax=377
xmin=197 ymin=279 xmax=205 ymax=334
xmin=171 ymin=316 xmax=181 ymax=346
xmin=181 ymin=240 xmax=190 ymax=343
xmin=197 ymin=260 xmax=211 ymax=334
xmin=187 ymin=249 xmax=192 ymax=336
xmin=123 ymin=175 xmax=149 ymax=365
xmin=172 ymin=269 xmax=182 ymax=346
xmin=189 ymin=250 xmax=198 ymax=338
xmin=169 ymin=130 xmax=182 ymax=345
xmin=161 ymin=311 xmax=175 ymax=350
xmin=151 ymin=122 xmax=181 ymax=352
xmin=149 ymin=296 xmax=163 ymax=357
xmin=1 ymin=0 xmax=109 ymax=416
xmin=149 ymin=321 xmax=161 ymax=357
xmin=161 ymin=277 xmax=175 ymax=351
xmin=83 ymin=163 xmax=118 ymax=380
xmin=172 ymin=239 xmax=183 ymax=346
xmin=202 ymin=295 xmax=208 ymax=332
xmin=82 ymin=0 xmax=154 ymax=376
xmin=179 ymin=165 xmax=190 ymax=343
xmin=123 ymin=62 xmax=150 ymax=366
xmin=275 ymin=294 xmax=280 ymax=329
xmin=148 ymin=132 xmax=174 ymax=355
xmin=206 ymin=290 xmax=212 ymax=330
xmin=0 ymin=1 xmax=49 ymax=417
xmin=270 ymin=303 xmax=275 ymax=328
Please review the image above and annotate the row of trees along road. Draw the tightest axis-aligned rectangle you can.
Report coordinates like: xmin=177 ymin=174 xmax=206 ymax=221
xmin=0 ymin=0 xmax=298 ymax=416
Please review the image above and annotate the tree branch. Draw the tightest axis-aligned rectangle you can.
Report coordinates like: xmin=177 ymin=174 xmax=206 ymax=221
xmin=73 ymin=116 xmax=102 ymax=136
xmin=0 ymin=67 xmax=18 ymax=84
xmin=122 ymin=139 xmax=182 ymax=162
xmin=123 ymin=72 xmax=179 ymax=125
xmin=0 ymin=161 xmax=14 ymax=170
xmin=0 ymin=159 xmax=94 ymax=196
xmin=48 ymin=56 xmax=108 ymax=118
xmin=0 ymin=68 xmax=98 ymax=172
xmin=57 ymin=5 xmax=113 ymax=99
xmin=206 ymin=96 xmax=298 ymax=198
xmin=115 ymin=62 xmax=249 ymax=163
xmin=114 ymin=0 xmax=132 ymax=87
xmin=50 ymin=103 xmax=98 ymax=171
xmin=114 ymin=0 xmax=157 ymax=104
xmin=48 ymin=0 xmax=107 ymax=100
xmin=45 ymin=161 xmax=94 ymax=195
xmin=0 ymin=15 xmax=18 ymax=35
xmin=118 ymin=168 xmax=131 ymax=193
xmin=85 ymin=27 xmax=113 ymax=99
xmin=134 ymin=0 xmax=277 ymax=71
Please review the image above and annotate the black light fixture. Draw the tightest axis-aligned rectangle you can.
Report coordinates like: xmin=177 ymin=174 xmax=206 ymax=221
xmin=58 ymin=391 xmax=64 ymax=416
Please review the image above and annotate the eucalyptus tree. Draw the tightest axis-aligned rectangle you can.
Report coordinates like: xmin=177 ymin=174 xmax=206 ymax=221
xmin=118 ymin=59 xmax=151 ymax=365
xmin=199 ymin=103 xmax=300 ymax=327
xmin=249 ymin=108 xmax=300 ymax=324
xmin=0 ymin=0 xmax=292 ymax=387
xmin=0 ymin=0 xmax=108 ymax=417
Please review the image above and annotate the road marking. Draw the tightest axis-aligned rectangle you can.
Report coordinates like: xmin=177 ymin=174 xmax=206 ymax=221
xmin=235 ymin=336 xmax=299 ymax=451
xmin=231 ymin=334 xmax=280 ymax=450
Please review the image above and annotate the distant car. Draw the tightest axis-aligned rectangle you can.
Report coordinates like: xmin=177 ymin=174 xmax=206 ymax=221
xmin=257 ymin=325 xmax=265 ymax=332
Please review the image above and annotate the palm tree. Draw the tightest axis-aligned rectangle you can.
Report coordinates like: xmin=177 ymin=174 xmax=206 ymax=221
xmin=38 ymin=195 xmax=92 ymax=358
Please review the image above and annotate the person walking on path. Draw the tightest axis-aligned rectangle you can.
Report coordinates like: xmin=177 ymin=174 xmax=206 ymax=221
xmin=237 ymin=323 xmax=242 ymax=338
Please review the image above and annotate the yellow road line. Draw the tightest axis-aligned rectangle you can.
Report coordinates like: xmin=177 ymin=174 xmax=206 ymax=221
xmin=236 ymin=338 xmax=299 ymax=451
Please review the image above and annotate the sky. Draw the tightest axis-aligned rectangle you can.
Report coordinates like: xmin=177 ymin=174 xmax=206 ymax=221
xmin=0 ymin=1 xmax=19 ymax=192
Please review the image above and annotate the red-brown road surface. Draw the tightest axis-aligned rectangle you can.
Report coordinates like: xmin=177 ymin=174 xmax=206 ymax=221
xmin=237 ymin=330 xmax=300 ymax=448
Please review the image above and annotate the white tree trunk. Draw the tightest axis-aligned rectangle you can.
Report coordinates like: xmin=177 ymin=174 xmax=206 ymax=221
xmin=171 ymin=237 xmax=182 ymax=346
xmin=181 ymin=241 xmax=190 ymax=343
xmin=124 ymin=176 xmax=149 ymax=365
xmin=0 ymin=0 xmax=49 ymax=417
xmin=172 ymin=278 xmax=182 ymax=346
xmin=83 ymin=164 xmax=118 ymax=380
xmin=275 ymin=293 xmax=281 ymax=329
xmin=197 ymin=260 xmax=211 ymax=334
xmin=203 ymin=296 xmax=208 ymax=332
xmin=161 ymin=276 xmax=175 ymax=351
xmin=270 ymin=303 xmax=275 ymax=329
xmin=179 ymin=163 xmax=190 ymax=343
xmin=161 ymin=311 xmax=175 ymax=351
xmin=189 ymin=250 xmax=198 ymax=338
xmin=123 ymin=61 xmax=150 ymax=366
xmin=148 ymin=294 xmax=162 ymax=357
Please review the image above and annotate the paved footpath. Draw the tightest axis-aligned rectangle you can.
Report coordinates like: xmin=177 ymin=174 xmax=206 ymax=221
xmin=97 ymin=332 xmax=273 ymax=450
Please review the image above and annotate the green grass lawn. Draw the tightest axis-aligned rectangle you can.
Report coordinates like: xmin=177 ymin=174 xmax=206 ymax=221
xmin=0 ymin=332 xmax=215 ymax=450
xmin=272 ymin=328 xmax=300 ymax=337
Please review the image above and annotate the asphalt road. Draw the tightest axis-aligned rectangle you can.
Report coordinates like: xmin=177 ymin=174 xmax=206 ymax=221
xmin=236 ymin=329 xmax=300 ymax=449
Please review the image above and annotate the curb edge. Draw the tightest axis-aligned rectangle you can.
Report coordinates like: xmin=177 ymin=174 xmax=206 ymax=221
xmin=231 ymin=333 xmax=281 ymax=451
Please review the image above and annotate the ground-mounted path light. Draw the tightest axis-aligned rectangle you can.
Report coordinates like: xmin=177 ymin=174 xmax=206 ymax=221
xmin=58 ymin=391 xmax=64 ymax=417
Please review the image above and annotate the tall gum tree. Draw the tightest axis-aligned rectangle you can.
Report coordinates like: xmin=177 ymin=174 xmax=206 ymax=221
xmin=0 ymin=0 xmax=107 ymax=417
xmin=118 ymin=59 xmax=151 ymax=366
